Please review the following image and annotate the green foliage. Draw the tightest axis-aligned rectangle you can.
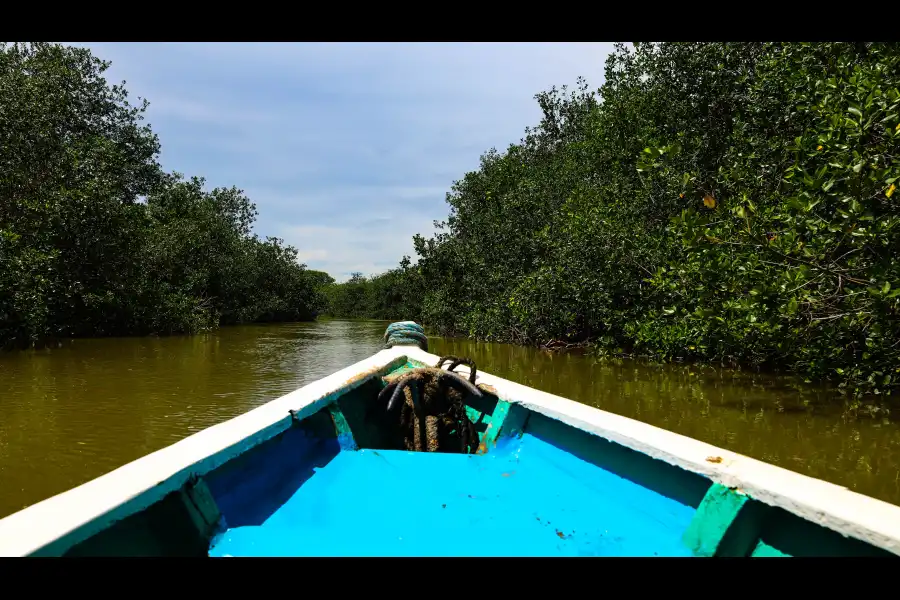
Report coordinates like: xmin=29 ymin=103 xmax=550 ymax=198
xmin=654 ymin=43 xmax=900 ymax=396
xmin=0 ymin=42 xmax=324 ymax=347
xmin=354 ymin=42 xmax=898 ymax=398
xmin=324 ymin=256 xmax=424 ymax=321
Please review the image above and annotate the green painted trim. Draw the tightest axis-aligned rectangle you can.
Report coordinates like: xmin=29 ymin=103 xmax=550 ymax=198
xmin=751 ymin=540 xmax=791 ymax=557
xmin=477 ymin=399 xmax=512 ymax=452
xmin=328 ymin=405 xmax=358 ymax=451
xmin=180 ymin=477 xmax=223 ymax=541
xmin=683 ymin=483 xmax=750 ymax=557
xmin=400 ymin=359 xmax=428 ymax=371
xmin=495 ymin=403 xmax=530 ymax=440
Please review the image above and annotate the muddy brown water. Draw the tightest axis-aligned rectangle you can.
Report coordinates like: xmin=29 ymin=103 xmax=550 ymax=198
xmin=1 ymin=319 xmax=898 ymax=519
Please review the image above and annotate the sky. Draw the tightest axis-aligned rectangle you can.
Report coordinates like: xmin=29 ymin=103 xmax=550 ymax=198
xmin=75 ymin=42 xmax=615 ymax=282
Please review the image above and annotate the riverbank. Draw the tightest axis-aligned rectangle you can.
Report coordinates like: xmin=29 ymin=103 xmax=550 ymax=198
xmin=2 ymin=319 xmax=899 ymax=519
xmin=323 ymin=43 xmax=900 ymax=399
xmin=1 ymin=43 xmax=330 ymax=352
xmin=332 ymin=307 xmax=896 ymax=405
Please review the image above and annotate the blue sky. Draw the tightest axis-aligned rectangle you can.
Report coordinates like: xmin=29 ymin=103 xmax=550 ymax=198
xmin=76 ymin=42 xmax=614 ymax=281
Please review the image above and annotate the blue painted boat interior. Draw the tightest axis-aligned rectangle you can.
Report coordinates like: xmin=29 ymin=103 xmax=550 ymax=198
xmin=208 ymin=431 xmax=696 ymax=557
xmin=59 ymin=362 xmax=896 ymax=557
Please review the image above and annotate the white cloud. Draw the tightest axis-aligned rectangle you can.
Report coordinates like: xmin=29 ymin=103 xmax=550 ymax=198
xmin=74 ymin=42 xmax=616 ymax=278
xmin=281 ymin=218 xmax=440 ymax=282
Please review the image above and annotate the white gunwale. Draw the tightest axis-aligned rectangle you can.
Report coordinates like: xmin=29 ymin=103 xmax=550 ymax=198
xmin=0 ymin=345 xmax=898 ymax=557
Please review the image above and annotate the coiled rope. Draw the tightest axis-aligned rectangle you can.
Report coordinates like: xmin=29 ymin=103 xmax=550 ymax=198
xmin=373 ymin=356 xmax=482 ymax=454
xmin=377 ymin=323 xmax=483 ymax=453
xmin=383 ymin=321 xmax=428 ymax=352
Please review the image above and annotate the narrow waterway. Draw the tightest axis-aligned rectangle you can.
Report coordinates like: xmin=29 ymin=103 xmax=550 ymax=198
xmin=1 ymin=319 xmax=898 ymax=519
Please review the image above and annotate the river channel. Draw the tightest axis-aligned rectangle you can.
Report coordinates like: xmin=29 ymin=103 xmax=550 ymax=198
xmin=1 ymin=319 xmax=898 ymax=518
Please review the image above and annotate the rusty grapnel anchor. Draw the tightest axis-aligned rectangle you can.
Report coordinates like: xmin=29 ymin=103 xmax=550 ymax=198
xmin=375 ymin=355 xmax=483 ymax=454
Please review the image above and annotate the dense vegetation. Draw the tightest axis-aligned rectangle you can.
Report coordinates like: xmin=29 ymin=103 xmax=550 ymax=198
xmin=327 ymin=42 xmax=900 ymax=397
xmin=4 ymin=42 xmax=898 ymax=397
xmin=0 ymin=42 xmax=328 ymax=348
xmin=323 ymin=258 xmax=422 ymax=321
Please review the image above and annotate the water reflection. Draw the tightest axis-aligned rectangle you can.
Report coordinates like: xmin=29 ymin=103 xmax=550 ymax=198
xmin=429 ymin=336 xmax=900 ymax=506
xmin=0 ymin=319 xmax=898 ymax=519
xmin=0 ymin=320 xmax=388 ymax=517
